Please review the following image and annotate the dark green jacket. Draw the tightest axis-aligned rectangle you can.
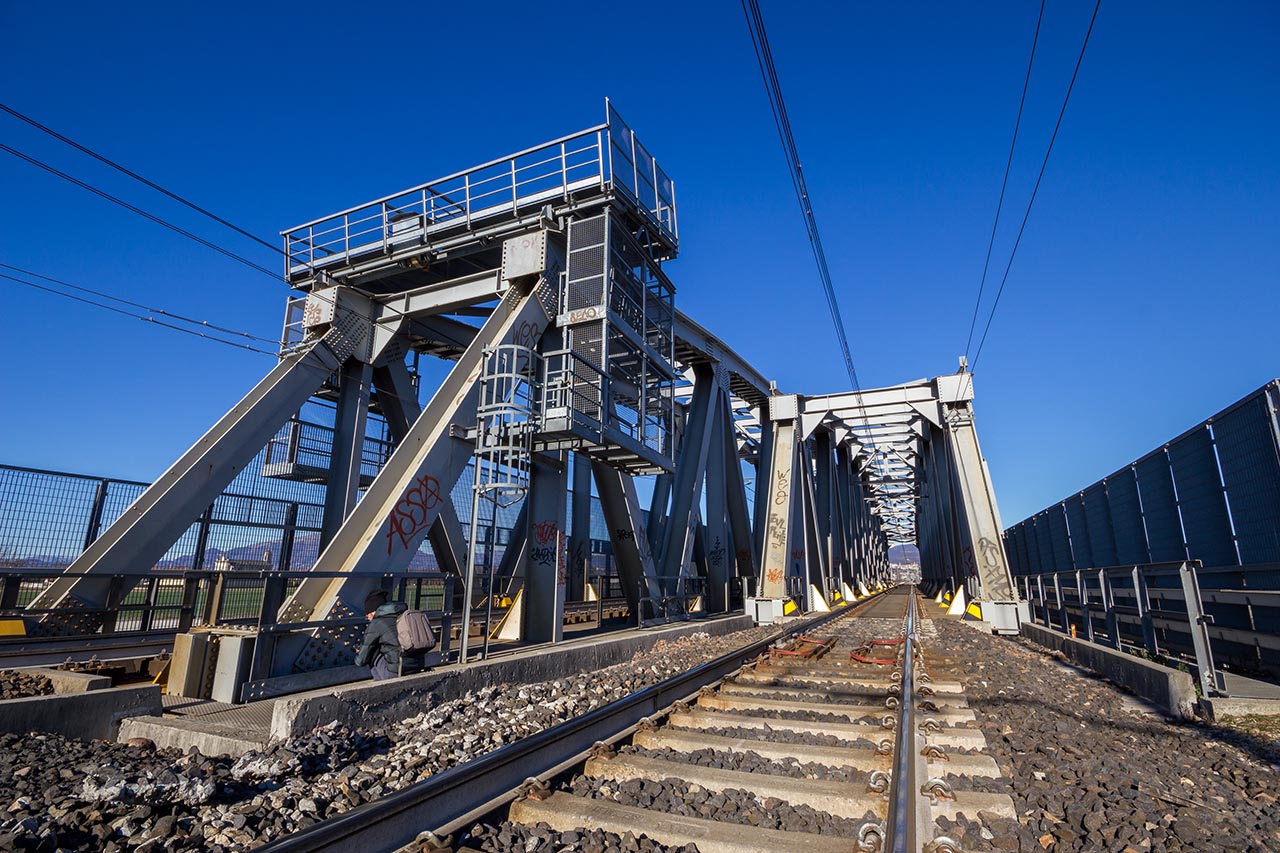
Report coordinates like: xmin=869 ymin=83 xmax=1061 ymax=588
xmin=355 ymin=601 xmax=407 ymax=669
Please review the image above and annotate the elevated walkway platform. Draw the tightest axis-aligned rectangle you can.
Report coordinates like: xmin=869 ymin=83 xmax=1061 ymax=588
xmin=282 ymin=100 xmax=677 ymax=292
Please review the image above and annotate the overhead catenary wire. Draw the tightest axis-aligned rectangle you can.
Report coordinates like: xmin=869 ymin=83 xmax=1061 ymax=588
xmin=962 ymin=0 xmax=1048 ymax=362
xmin=739 ymin=0 xmax=863 ymax=397
xmin=0 ymin=270 xmax=280 ymax=356
xmin=0 ymin=133 xmax=409 ymax=325
xmin=0 ymin=262 xmax=281 ymax=347
xmin=0 ymin=266 xmax=435 ymax=416
xmin=958 ymin=0 xmax=1103 ymax=402
xmin=0 ymin=102 xmax=284 ymax=256
xmin=0 ymin=141 xmax=283 ymax=282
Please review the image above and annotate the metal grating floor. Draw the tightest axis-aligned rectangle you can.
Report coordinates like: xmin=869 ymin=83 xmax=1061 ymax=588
xmin=160 ymin=694 xmax=276 ymax=736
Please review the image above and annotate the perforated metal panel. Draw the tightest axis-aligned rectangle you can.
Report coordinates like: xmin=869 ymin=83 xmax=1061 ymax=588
xmin=1065 ymin=495 xmax=1093 ymax=569
xmin=1106 ymin=469 xmax=1150 ymax=564
xmin=1168 ymin=426 xmax=1238 ymax=567
xmin=1135 ymin=452 xmax=1185 ymax=562
xmin=1213 ymin=390 xmax=1280 ymax=564
xmin=1082 ymin=482 xmax=1117 ymax=567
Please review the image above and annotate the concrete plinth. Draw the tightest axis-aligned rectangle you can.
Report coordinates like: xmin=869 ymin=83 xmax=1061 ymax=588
xmin=1021 ymin=622 xmax=1198 ymax=720
xmin=0 ymin=685 xmax=161 ymax=740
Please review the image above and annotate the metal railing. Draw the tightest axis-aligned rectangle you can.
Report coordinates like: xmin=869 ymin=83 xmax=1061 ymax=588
xmin=1020 ymin=560 xmax=1280 ymax=696
xmin=283 ymin=101 xmax=677 ymax=281
xmin=0 ymin=462 xmax=325 ymax=576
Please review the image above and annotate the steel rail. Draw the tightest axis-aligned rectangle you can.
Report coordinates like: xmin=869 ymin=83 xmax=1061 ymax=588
xmin=257 ymin=594 xmax=886 ymax=853
xmin=886 ymin=588 xmax=918 ymax=852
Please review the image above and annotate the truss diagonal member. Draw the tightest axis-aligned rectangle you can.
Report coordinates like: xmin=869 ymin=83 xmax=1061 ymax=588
xmin=28 ymin=309 xmax=385 ymax=622
xmin=271 ymin=274 xmax=557 ymax=672
xmin=592 ymin=460 xmax=661 ymax=615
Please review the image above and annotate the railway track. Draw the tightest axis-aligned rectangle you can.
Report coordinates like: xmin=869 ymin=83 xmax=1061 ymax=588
xmin=258 ymin=587 xmax=1016 ymax=853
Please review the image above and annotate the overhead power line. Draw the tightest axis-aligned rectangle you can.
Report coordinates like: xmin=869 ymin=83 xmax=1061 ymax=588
xmin=0 ymin=262 xmax=281 ymax=347
xmin=962 ymin=0 xmax=1048 ymax=362
xmin=0 ymin=141 xmax=283 ymax=282
xmin=740 ymin=0 xmax=862 ymax=395
xmin=0 ymin=102 xmax=283 ymax=256
xmin=969 ymin=0 xmax=1103 ymax=375
xmin=0 ymin=270 xmax=278 ymax=356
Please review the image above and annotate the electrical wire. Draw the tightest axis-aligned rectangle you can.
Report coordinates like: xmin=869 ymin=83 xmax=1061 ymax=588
xmin=0 ymin=266 xmax=438 ymax=416
xmin=0 ymin=101 xmax=283 ymax=256
xmin=958 ymin=0 xmax=1103 ymax=400
xmin=962 ymin=0 xmax=1047 ymax=361
xmin=0 ymin=270 xmax=279 ymax=356
xmin=0 ymin=262 xmax=281 ymax=346
xmin=0 ymin=141 xmax=282 ymax=282
xmin=740 ymin=0 xmax=862 ymax=396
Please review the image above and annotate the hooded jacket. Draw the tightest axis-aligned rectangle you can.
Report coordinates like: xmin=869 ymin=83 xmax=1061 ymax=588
xmin=355 ymin=600 xmax=408 ymax=670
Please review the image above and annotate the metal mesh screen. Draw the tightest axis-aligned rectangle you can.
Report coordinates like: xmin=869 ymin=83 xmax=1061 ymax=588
xmin=1135 ymin=452 xmax=1186 ymax=562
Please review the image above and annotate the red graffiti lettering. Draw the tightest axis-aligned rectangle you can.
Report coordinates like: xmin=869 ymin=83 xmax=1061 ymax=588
xmin=533 ymin=519 xmax=558 ymax=546
xmin=765 ymin=568 xmax=784 ymax=585
xmin=386 ymin=474 xmax=443 ymax=555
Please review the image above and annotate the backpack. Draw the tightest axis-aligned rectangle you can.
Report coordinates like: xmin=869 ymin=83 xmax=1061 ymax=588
xmin=395 ymin=609 xmax=437 ymax=656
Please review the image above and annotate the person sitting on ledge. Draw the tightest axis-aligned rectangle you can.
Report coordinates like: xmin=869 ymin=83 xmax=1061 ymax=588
xmin=355 ymin=589 xmax=406 ymax=681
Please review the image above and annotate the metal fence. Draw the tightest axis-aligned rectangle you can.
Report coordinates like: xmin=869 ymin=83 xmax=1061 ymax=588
xmin=1005 ymin=380 xmax=1280 ymax=575
xmin=1019 ymin=560 xmax=1280 ymax=696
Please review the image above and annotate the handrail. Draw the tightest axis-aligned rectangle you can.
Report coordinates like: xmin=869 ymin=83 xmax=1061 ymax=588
xmin=280 ymin=123 xmax=609 ymax=233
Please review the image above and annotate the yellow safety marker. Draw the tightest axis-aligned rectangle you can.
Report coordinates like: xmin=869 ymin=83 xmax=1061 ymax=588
xmin=965 ymin=601 xmax=984 ymax=620
xmin=782 ymin=599 xmax=798 ymax=615
xmin=489 ymin=588 xmax=525 ymax=641
xmin=0 ymin=618 xmax=26 ymax=637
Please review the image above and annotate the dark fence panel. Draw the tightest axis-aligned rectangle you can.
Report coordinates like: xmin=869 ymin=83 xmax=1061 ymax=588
xmin=1004 ymin=380 xmax=1280 ymax=578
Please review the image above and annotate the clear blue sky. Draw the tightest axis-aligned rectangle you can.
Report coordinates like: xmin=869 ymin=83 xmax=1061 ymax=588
xmin=0 ymin=2 xmax=1276 ymax=528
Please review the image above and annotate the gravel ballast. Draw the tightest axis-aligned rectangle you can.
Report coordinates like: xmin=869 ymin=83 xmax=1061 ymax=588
xmin=0 ymin=670 xmax=54 ymax=699
xmin=926 ymin=615 xmax=1280 ymax=853
xmin=0 ymin=627 xmax=775 ymax=851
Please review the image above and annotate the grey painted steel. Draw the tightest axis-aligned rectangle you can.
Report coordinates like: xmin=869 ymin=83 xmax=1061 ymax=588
xmin=522 ymin=452 xmax=568 ymax=644
xmin=1016 ymin=561 xmax=1280 ymax=697
xmin=273 ymin=279 xmax=556 ymax=674
xmin=658 ymin=364 xmax=717 ymax=595
xmin=320 ymin=360 xmax=372 ymax=550
xmin=592 ymin=460 xmax=660 ymax=613
xmin=28 ymin=334 xmax=347 ymax=615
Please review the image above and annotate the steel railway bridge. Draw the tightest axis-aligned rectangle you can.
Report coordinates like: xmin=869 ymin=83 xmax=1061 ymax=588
xmin=7 ymin=103 xmax=1022 ymax=703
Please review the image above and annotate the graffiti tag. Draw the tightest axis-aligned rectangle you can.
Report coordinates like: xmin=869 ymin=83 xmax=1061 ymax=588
xmin=773 ymin=470 xmax=791 ymax=506
xmin=386 ymin=473 xmax=443 ymax=555
xmin=533 ymin=520 xmax=558 ymax=546
xmin=708 ymin=536 xmax=726 ymax=567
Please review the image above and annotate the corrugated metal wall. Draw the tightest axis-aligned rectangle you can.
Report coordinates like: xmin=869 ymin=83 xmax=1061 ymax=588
xmin=1004 ymin=380 xmax=1280 ymax=573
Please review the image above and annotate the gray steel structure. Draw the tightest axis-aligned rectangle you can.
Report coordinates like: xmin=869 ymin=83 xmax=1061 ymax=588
xmin=17 ymin=103 xmax=1022 ymax=699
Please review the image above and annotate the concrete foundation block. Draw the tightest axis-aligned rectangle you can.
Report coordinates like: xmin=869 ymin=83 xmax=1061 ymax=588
xmin=0 ymin=685 xmax=162 ymax=740
xmin=118 ymin=715 xmax=266 ymax=757
xmin=1021 ymin=622 xmax=1198 ymax=720
xmin=22 ymin=667 xmax=112 ymax=693
xmin=1199 ymin=696 xmax=1280 ymax=721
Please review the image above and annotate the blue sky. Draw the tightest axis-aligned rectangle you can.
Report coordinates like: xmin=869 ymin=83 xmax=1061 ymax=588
xmin=0 ymin=1 xmax=1276 ymax=528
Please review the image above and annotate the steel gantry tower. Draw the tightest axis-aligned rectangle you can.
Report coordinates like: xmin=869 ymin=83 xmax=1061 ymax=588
xmin=22 ymin=103 xmax=1024 ymax=701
